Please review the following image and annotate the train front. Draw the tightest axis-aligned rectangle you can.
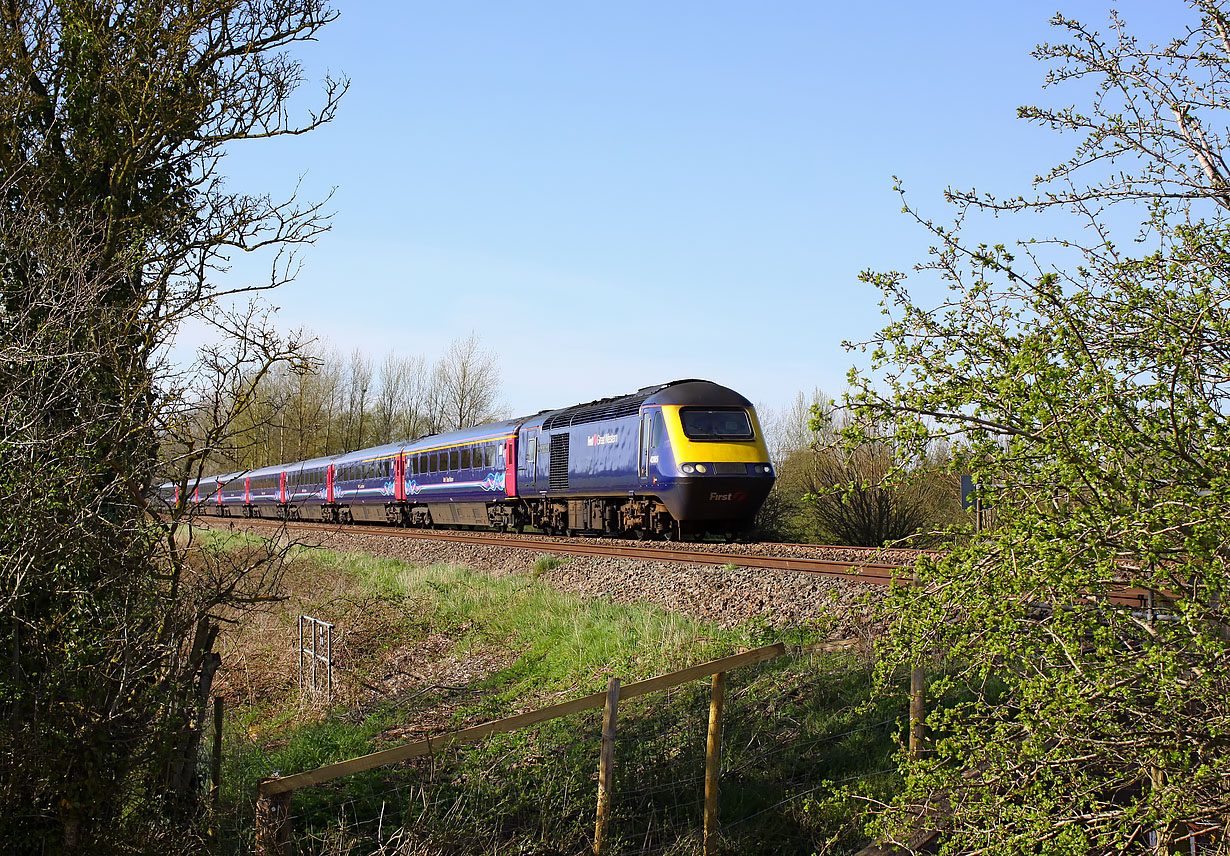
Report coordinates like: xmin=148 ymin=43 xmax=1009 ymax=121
xmin=640 ymin=381 xmax=775 ymax=536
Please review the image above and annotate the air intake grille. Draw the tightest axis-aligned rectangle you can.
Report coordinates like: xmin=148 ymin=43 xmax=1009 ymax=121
xmin=549 ymin=434 xmax=570 ymax=491
xmin=542 ymin=396 xmax=648 ymax=430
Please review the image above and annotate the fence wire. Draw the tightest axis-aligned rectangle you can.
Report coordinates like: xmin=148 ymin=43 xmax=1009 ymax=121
xmin=227 ymin=647 xmax=902 ymax=855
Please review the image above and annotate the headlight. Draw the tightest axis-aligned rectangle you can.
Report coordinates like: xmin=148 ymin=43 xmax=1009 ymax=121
xmin=761 ymin=465 xmax=773 ymax=475
xmin=681 ymin=464 xmax=696 ymax=474
xmin=695 ymin=464 xmax=708 ymax=474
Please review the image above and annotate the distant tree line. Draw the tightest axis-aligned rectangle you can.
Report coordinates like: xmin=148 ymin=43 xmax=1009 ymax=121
xmin=187 ymin=332 xmax=505 ymax=472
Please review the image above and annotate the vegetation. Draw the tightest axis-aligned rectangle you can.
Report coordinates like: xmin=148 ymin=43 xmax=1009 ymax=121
xmin=756 ymin=389 xmax=962 ymax=546
xmin=0 ymin=2 xmax=342 ymax=851
xmin=209 ymin=331 xmax=507 ymax=472
xmin=847 ymin=2 xmax=1230 ymax=852
xmin=212 ymin=542 xmax=902 ymax=855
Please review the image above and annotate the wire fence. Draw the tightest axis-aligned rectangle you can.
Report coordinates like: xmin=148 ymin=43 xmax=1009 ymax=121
xmin=219 ymin=645 xmax=902 ymax=856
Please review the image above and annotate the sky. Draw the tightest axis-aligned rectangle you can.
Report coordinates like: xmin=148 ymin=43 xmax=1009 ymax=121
xmin=203 ymin=0 xmax=1183 ymax=418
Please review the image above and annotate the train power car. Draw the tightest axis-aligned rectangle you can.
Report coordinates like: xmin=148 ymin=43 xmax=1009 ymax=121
xmin=508 ymin=380 xmax=773 ymax=539
xmin=159 ymin=379 xmax=774 ymax=539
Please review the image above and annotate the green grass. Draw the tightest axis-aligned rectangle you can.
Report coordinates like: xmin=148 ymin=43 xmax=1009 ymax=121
xmin=323 ymin=547 xmax=748 ymax=706
xmin=530 ymin=552 xmax=564 ymax=578
xmin=212 ymin=537 xmax=901 ymax=855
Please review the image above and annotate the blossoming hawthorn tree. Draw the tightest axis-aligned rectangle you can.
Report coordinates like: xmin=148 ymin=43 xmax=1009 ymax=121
xmin=845 ymin=3 xmax=1230 ymax=852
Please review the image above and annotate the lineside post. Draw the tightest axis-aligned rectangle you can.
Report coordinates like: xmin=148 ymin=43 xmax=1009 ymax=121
xmin=909 ymin=571 xmax=926 ymax=759
xmin=211 ymin=696 xmax=223 ymax=811
xmin=704 ymin=671 xmax=727 ymax=855
xmin=909 ymin=662 xmax=926 ymax=759
xmin=254 ymin=786 xmax=292 ymax=856
xmin=594 ymin=676 xmax=621 ymax=855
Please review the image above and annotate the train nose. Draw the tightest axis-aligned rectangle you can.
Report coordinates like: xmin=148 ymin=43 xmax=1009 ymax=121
xmin=670 ymin=476 xmax=774 ymax=521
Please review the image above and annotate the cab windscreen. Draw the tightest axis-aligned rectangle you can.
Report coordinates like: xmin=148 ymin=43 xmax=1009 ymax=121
xmin=679 ymin=408 xmax=753 ymax=440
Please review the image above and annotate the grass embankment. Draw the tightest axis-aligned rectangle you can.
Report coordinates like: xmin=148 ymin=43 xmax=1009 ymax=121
xmin=209 ymin=534 xmax=901 ymax=855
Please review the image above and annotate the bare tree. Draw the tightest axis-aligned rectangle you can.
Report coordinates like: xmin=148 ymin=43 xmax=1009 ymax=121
xmin=341 ymin=348 xmax=374 ymax=450
xmin=372 ymin=351 xmax=432 ymax=443
xmin=431 ymin=333 xmax=502 ymax=430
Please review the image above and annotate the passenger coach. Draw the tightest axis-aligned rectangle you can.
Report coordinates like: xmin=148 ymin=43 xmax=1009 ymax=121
xmin=160 ymin=379 xmax=775 ymax=539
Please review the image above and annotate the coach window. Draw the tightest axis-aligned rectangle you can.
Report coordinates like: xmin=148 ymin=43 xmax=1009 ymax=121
xmin=460 ymin=448 xmax=470 ymax=469
xmin=428 ymin=452 xmax=436 ymax=473
xmin=448 ymin=449 xmax=458 ymax=470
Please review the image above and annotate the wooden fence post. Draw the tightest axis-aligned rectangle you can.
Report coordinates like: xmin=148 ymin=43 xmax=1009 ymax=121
xmin=254 ymin=787 xmax=292 ymax=856
xmin=704 ymin=671 xmax=727 ymax=856
xmin=909 ymin=662 xmax=926 ymax=758
xmin=594 ymin=676 xmax=621 ymax=856
xmin=211 ymin=696 xmax=224 ymax=811
xmin=909 ymin=571 xmax=926 ymax=759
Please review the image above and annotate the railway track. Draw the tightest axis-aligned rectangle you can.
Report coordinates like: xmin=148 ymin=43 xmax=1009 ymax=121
xmin=224 ymin=517 xmax=910 ymax=586
xmin=220 ymin=516 xmax=1155 ymax=608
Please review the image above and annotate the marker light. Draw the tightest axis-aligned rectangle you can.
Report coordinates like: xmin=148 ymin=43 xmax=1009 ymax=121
xmin=681 ymin=464 xmax=696 ymax=474
xmin=695 ymin=464 xmax=708 ymax=474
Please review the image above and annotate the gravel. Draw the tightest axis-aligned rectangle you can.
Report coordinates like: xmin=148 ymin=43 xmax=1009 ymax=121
xmin=220 ymin=520 xmax=894 ymax=639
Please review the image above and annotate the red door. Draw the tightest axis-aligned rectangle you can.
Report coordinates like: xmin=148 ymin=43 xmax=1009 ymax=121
xmin=279 ymin=472 xmax=287 ymax=504
xmin=395 ymin=454 xmax=406 ymax=501
xmin=244 ymin=477 xmax=250 ymax=504
xmin=326 ymin=465 xmax=335 ymax=503
xmin=505 ymin=437 xmax=517 ymax=498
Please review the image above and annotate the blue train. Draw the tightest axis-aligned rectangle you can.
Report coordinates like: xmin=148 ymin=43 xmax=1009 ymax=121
xmin=160 ymin=379 xmax=775 ymax=539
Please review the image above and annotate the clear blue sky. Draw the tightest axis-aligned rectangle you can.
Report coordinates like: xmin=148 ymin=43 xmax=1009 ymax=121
xmin=207 ymin=0 xmax=1179 ymax=417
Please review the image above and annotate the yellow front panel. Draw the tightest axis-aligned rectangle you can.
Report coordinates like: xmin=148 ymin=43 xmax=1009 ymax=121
xmin=658 ymin=405 xmax=770 ymax=463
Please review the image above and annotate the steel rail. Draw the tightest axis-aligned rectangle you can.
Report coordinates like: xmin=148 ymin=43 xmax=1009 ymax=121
xmin=220 ymin=517 xmax=907 ymax=585
xmin=220 ymin=516 xmax=1154 ymax=607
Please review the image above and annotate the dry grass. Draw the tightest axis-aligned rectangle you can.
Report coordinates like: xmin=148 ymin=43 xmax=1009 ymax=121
xmin=213 ymin=554 xmax=425 ymax=710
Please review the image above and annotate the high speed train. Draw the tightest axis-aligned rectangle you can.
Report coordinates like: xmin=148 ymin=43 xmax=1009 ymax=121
xmin=160 ymin=379 xmax=775 ymax=539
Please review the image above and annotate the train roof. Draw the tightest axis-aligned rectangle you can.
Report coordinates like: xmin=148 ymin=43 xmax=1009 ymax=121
xmin=330 ymin=441 xmax=407 ymax=465
xmin=242 ymin=461 xmax=291 ymax=480
xmin=405 ymin=419 xmax=522 ymax=453
xmin=285 ymin=453 xmax=342 ymax=471
xmin=525 ymin=379 xmax=751 ymax=432
xmin=642 ymin=379 xmax=752 ymax=408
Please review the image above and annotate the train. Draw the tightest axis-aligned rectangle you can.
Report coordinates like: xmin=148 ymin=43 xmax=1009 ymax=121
xmin=158 ymin=379 xmax=775 ymax=539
